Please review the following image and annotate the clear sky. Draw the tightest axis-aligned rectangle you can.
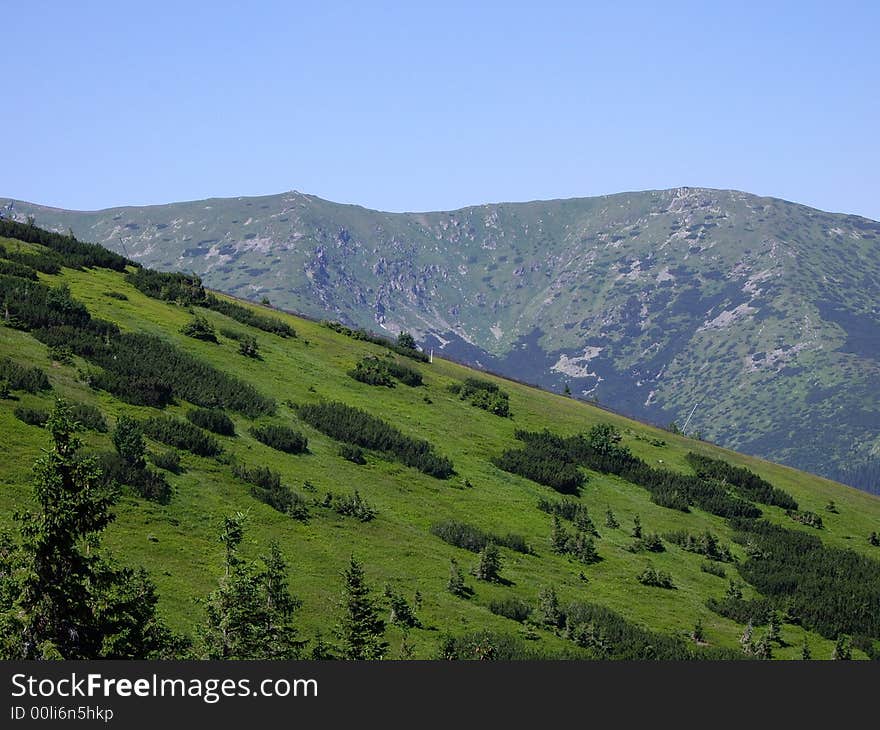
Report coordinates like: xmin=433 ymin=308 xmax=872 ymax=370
xmin=4 ymin=1 xmax=878 ymax=219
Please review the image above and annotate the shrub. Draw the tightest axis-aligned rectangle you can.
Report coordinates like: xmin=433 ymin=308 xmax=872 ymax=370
xmin=384 ymin=585 xmax=420 ymax=628
xmin=489 ymin=597 xmax=532 ymax=623
xmin=69 ymin=402 xmax=107 ymax=432
xmin=0 ymin=358 xmax=51 ymax=393
xmin=493 ymin=439 xmax=585 ymax=494
xmin=786 ymin=509 xmax=823 ymax=529
xmin=232 ymin=464 xmax=282 ymax=490
xmin=449 ymin=377 xmax=510 ymax=417
xmin=14 ymin=405 xmax=49 ymax=427
xmin=151 ymin=449 xmax=182 ymax=473
xmin=96 ymin=451 xmax=172 ymax=504
xmin=296 ymin=400 xmax=453 ymax=478
xmin=142 ymin=416 xmax=221 ymax=456
xmin=103 ymin=291 xmax=128 ymax=300
xmin=329 ymin=490 xmax=376 ymax=522
xmin=700 ymin=561 xmax=727 ymax=578
xmin=252 ymin=482 xmax=309 ymax=520
xmin=430 ymin=520 xmax=530 ymax=554
xmin=0 ymin=259 xmax=39 ymax=280
xmin=685 ymin=453 xmax=798 ymax=509
xmin=664 ymin=530 xmax=734 ymax=562
xmin=321 ymin=320 xmax=427 ymax=361
xmin=339 ymin=443 xmax=366 ymax=464
xmin=232 ymin=465 xmax=309 ymax=520
xmin=180 ymin=314 xmax=218 ymax=343
xmin=350 ymin=356 xmax=423 ymax=388
xmin=637 ymin=565 xmax=675 ymax=589
xmin=186 ymin=407 xmax=236 ymax=436
xmin=349 ymin=357 xmax=394 ymax=387
xmin=630 ymin=533 xmax=665 ymax=553
xmin=249 ymin=424 xmax=308 ymax=454
xmin=237 ymin=336 xmax=260 ymax=359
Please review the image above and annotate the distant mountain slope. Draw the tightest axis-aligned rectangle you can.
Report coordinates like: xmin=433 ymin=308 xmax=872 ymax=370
xmin=6 ymin=188 xmax=880 ymax=491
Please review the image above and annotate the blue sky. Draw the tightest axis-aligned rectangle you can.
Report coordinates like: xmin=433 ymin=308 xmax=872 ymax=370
xmin=4 ymin=1 xmax=878 ymax=219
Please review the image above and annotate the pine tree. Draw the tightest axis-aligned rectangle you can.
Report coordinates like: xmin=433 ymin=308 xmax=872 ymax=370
xmin=571 ymin=531 xmax=599 ymax=564
xmin=538 ymin=585 xmax=562 ymax=629
xmin=550 ymin=515 xmax=569 ymax=554
xmin=397 ymin=332 xmax=416 ymax=350
xmin=604 ymin=508 xmax=619 ymax=529
xmin=199 ymin=515 xmax=304 ymax=659
xmin=113 ymin=415 xmax=146 ymax=468
xmin=474 ymin=542 xmax=502 ymax=582
xmin=631 ymin=514 xmax=642 ymax=539
xmin=691 ymin=618 xmax=705 ymax=644
xmin=336 ymin=556 xmax=387 ymax=660
xmin=754 ymin=632 xmax=773 ymax=660
xmin=446 ymin=558 xmax=468 ymax=597
xmin=0 ymin=399 xmax=174 ymax=659
xmin=801 ymin=636 xmax=812 ymax=660
xmin=383 ymin=584 xmax=420 ymax=628
xmin=740 ymin=621 xmax=754 ymax=655
xmin=260 ymin=542 xmax=305 ymax=659
xmin=766 ymin=610 xmax=781 ymax=645
xmin=832 ymin=634 xmax=852 ymax=660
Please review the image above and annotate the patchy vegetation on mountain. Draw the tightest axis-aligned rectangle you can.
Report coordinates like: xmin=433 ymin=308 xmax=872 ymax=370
xmin=1 ymin=223 xmax=880 ymax=660
xmin=7 ymin=188 xmax=878 ymax=493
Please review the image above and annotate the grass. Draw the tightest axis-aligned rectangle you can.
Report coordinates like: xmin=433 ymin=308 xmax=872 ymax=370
xmin=1 ymin=247 xmax=879 ymax=659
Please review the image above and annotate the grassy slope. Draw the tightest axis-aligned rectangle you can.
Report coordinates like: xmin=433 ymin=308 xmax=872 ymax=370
xmin=1 ymin=239 xmax=879 ymax=659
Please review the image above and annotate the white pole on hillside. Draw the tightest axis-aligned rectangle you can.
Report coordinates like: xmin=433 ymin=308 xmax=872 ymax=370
xmin=682 ymin=402 xmax=700 ymax=433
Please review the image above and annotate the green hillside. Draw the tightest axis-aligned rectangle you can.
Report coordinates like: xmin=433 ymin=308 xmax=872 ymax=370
xmin=8 ymin=188 xmax=880 ymax=493
xmin=1 ymin=223 xmax=879 ymax=660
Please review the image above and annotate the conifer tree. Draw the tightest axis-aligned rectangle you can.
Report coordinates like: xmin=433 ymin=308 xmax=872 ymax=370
xmin=474 ymin=542 xmax=502 ymax=582
xmin=113 ymin=415 xmax=146 ymax=468
xmin=538 ymin=585 xmax=562 ymax=629
xmin=447 ymin=558 xmax=469 ymax=597
xmin=199 ymin=515 xmax=304 ymax=659
xmin=631 ymin=514 xmax=642 ymax=539
xmin=801 ymin=636 xmax=811 ymax=660
xmin=0 ymin=400 xmax=174 ymax=659
xmin=550 ymin=515 xmax=569 ymax=554
xmin=336 ymin=556 xmax=387 ymax=660
xmin=832 ymin=634 xmax=852 ymax=660
xmin=604 ymin=508 xmax=620 ymax=529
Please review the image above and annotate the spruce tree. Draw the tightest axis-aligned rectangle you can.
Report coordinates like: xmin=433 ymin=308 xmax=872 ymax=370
xmin=550 ymin=515 xmax=569 ymax=554
xmin=0 ymin=399 xmax=174 ymax=659
xmin=604 ymin=508 xmax=620 ymax=529
xmin=113 ymin=415 xmax=146 ymax=468
xmin=538 ymin=585 xmax=562 ymax=629
xmin=261 ymin=542 xmax=305 ymax=659
xmin=199 ymin=515 xmax=304 ymax=659
xmin=631 ymin=514 xmax=642 ymax=540
xmin=336 ymin=556 xmax=387 ymax=660
xmin=447 ymin=558 xmax=468 ymax=597
xmin=832 ymin=634 xmax=852 ymax=660
xmin=754 ymin=632 xmax=773 ymax=660
xmin=474 ymin=542 xmax=502 ymax=582
xmin=801 ymin=636 xmax=812 ymax=660
xmin=691 ymin=618 xmax=705 ymax=644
